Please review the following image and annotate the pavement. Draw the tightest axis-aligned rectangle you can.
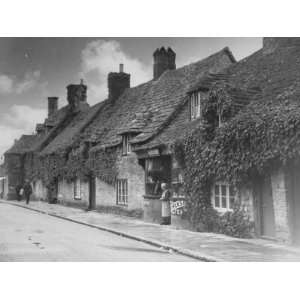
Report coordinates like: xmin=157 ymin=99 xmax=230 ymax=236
xmin=2 ymin=199 xmax=300 ymax=261
xmin=0 ymin=202 xmax=197 ymax=261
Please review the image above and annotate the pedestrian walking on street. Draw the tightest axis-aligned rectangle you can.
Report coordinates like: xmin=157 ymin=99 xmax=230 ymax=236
xmin=160 ymin=182 xmax=172 ymax=225
xmin=15 ymin=183 xmax=23 ymax=201
xmin=23 ymin=180 xmax=32 ymax=204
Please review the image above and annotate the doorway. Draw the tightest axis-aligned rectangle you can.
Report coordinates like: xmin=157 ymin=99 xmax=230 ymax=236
xmin=88 ymin=176 xmax=96 ymax=210
xmin=259 ymin=176 xmax=276 ymax=237
xmin=291 ymin=168 xmax=300 ymax=244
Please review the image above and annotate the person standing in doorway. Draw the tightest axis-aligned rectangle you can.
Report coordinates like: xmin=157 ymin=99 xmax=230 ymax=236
xmin=23 ymin=180 xmax=32 ymax=204
xmin=160 ymin=182 xmax=172 ymax=225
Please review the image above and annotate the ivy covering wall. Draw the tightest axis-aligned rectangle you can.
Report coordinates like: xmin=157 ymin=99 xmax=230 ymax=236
xmin=173 ymin=85 xmax=300 ymax=237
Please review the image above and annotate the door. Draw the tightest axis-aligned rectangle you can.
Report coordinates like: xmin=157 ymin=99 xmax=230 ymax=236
xmin=291 ymin=168 xmax=300 ymax=244
xmin=89 ymin=176 xmax=96 ymax=210
xmin=260 ymin=177 xmax=276 ymax=237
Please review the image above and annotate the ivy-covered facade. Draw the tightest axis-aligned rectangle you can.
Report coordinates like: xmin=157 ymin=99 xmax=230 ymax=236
xmin=155 ymin=37 xmax=300 ymax=244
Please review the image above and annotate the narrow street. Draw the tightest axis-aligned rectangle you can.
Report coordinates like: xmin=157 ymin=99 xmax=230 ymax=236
xmin=0 ymin=203 xmax=196 ymax=261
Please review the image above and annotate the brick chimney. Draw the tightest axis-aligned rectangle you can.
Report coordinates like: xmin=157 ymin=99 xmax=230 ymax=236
xmin=36 ymin=123 xmax=45 ymax=135
xmin=153 ymin=47 xmax=176 ymax=80
xmin=67 ymin=80 xmax=87 ymax=112
xmin=47 ymin=97 xmax=58 ymax=118
xmin=108 ymin=64 xmax=130 ymax=101
xmin=263 ymin=37 xmax=300 ymax=54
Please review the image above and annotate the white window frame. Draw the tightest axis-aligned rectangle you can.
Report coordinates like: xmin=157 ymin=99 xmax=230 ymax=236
xmin=211 ymin=182 xmax=236 ymax=213
xmin=190 ymin=91 xmax=201 ymax=120
xmin=122 ymin=134 xmax=131 ymax=155
xmin=74 ymin=177 xmax=81 ymax=200
xmin=116 ymin=179 xmax=128 ymax=206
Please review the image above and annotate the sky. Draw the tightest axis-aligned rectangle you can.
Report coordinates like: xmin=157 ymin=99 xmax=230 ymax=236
xmin=0 ymin=37 xmax=262 ymax=160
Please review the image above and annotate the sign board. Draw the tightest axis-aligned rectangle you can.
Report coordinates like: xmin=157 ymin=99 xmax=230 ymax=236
xmin=171 ymin=200 xmax=185 ymax=216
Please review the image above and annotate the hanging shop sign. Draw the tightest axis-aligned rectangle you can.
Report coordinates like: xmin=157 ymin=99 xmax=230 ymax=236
xmin=171 ymin=200 xmax=185 ymax=216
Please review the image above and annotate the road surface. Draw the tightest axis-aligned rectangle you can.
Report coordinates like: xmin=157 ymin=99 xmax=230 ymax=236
xmin=0 ymin=203 xmax=196 ymax=261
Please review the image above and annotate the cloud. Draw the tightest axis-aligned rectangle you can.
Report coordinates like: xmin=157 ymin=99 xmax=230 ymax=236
xmin=0 ymin=75 xmax=14 ymax=94
xmin=0 ymin=104 xmax=46 ymax=158
xmin=80 ymin=40 xmax=151 ymax=103
xmin=16 ymin=70 xmax=41 ymax=94
xmin=0 ymin=70 xmax=42 ymax=95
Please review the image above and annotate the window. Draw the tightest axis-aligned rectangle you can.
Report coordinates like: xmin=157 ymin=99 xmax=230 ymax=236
xmin=122 ymin=134 xmax=131 ymax=155
xmin=74 ymin=178 xmax=81 ymax=200
xmin=145 ymin=156 xmax=171 ymax=196
xmin=212 ymin=182 xmax=236 ymax=212
xmin=171 ymin=159 xmax=185 ymax=200
xmin=190 ymin=91 xmax=201 ymax=120
xmin=116 ymin=179 xmax=128 ymax=205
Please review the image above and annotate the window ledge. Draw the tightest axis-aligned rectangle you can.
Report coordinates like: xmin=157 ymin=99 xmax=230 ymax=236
xmin=143 ymin=194 xmax=160 ymax=200
xmin=213 ymin=207 xmax=233 ymax=214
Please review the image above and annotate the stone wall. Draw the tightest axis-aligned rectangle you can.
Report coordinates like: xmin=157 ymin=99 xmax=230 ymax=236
xmin=5 ymin=153 xmax=23 ymax=200
xmin=58 ymin=178 xmax=89 ymax=207
xmin=33 ymin=179 xmax=47 ymax=201
xmin=239 ymin=186 xmax=255 ymax=221
xmin=95 ymin=177 xmax=116 ymax=206
xmin=0 ymin=178 xmax=8 ymax=199
xmin=270 ymin=168 xmax=291 ymax=241
xmin=117 ymin=152 xmax=145 ymax=210
xmin=95 ymin=151 xmax=145 ymax=211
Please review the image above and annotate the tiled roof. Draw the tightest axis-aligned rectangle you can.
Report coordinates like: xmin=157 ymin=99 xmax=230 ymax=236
xmin=138 ymin=42 xmax=300 ymax=150
xmin=40 ymin=102 xmax=105 ymax=155
xmin=5 ymin=135 xmax=40 ymax=155
xmin=29 ymin=105 xmax=71 ymax=153
xmin=189 ymin=43 xmax=300 ymax=104
xmin=139 ymin=42 xmax=300 ymax=149
xmin=136 ymin=84 xmax=260 ymax=151
xmin=86 ymin=47 xmax=235 ymax=152
xmin=219 ymin=45 xmax=300 ymax=103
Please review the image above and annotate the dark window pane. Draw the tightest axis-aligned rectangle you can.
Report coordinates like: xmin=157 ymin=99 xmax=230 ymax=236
xmin=229 ymin=197 xmax=235 ymax=209
xmin=215 ymin=196 xmax=220 ymax=207
xmin=221 ymin=185 xmax=227 ymax=196
xmin=214 ymin=185 xmax=219 ymax=196
xmin=222 ymin=197 xmax=227 ymax=208
xmin=229 ymin=185 xmax=235 ymax=197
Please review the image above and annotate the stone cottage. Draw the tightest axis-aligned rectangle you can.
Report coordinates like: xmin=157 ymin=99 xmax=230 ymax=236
xmin=3 ymin=45 xmax=236 ymax=220
xmin=8 ymin=38 xmax=300 ymax=244
xmin=171 ymin=37 xmax=300 ymax=244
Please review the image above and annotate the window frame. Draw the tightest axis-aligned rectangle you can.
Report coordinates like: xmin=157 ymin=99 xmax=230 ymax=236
xmin=211 ymin=182 xmax=236 ymax=213
xmin=74 ymin=177 xmax=81 ymax=200
xmin=145 ymin=156 xmax=171 ymax=196
xmin=116 ymin=178 xmax=128 ymax=206
xmin=190 ymin=91 xmax=201 ymax=121
xmin=122 ymin=134 xmax=131 ymax=155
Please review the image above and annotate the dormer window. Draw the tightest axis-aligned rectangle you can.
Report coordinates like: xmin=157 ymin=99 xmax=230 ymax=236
xmin=190 ymin=91 xmax=201 ymax=120
xmin=122 ymin=134 xmax=131 ymax=155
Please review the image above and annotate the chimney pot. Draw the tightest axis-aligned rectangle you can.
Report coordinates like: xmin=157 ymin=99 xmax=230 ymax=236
xmin=67 ymin=83 xmax=88 ymax=112
xmin=108 ymin=69 xmax=130 ymax=101
xmin=153 ymin=46 xmax=176 ymax=80
xmin=47 ymin=97 xmax=58 ymax=118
